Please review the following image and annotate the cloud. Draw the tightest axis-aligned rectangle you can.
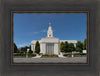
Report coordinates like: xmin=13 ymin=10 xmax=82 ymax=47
xmin=32 ymin=29 xmax=47 ymax=34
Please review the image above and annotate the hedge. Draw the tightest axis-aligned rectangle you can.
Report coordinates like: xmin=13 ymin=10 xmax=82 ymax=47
xmin=63 ymin=53 xmax=86 ymax=57
xmin=74 ymin=53 xmax=86 ymax=56
xmin=14 ymin=53 xmax=36 ymax=57
xmin=42 ymin=54 xmax=58 ymax=57
xmin=63 ymin=54 xmax=72 ymax=57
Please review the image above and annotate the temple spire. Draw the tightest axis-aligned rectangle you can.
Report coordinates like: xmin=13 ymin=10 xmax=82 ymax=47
xmin=47 ymin=22 xmax=53 ymax=37
xmin=49 ymin=22 xmax=51 ymax=27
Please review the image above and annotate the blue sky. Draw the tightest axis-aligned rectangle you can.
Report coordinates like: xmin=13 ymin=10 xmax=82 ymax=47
xmin=14 ymin=13 xmax=86 ymax=48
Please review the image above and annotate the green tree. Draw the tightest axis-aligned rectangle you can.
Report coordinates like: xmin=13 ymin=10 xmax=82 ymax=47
xmin=76 ymin=41 xmax=83 ymax=52
xmin=60 ymin=42 xmax=66 ymax=52
xmin=28 ymin=45 xmax=33 ymax=54
xmin=35 ymin=41 xmax=40 ymax=54
xmin=68 ymin=43 xmax=75 ymax=52
xmin=14 ymin=43 xmax=18 ymax=53
xmin=21 ymin=46 xmax=29 ymax=53
xmin=83 ymin=38 xmax=87 ymax=50
xmin=65 ymin=41 xmax=69 ymax=52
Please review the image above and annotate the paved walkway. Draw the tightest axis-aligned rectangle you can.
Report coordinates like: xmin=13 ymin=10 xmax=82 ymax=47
xmin=13 ymin=57 xmax=87 ymax=63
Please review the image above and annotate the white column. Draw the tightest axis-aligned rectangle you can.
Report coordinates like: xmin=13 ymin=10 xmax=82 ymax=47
xmin=41 ymin=43 xmax=46 ymax=54
xmin=54 ymin=43 xmax=59 ymax=55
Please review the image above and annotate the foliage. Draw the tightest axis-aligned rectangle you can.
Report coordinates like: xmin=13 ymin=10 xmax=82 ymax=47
xmin=42 ymin=54 xmax=49 ymax=56
xmin=28 ymin=45 xmax=33 ymax=54
xmin=51 ymin=54 xmax=58 ymax=56
xmin=74 ymin=53 xmax=86 ymax=57
xmin=74 ymin=53 xmax=86 ymax=55
xmin=14 ymin=53 xmax=36 ymax=57
xmin=28 ymin=53 xmax=36 ymax=56
xmin=20 ymin=46 xmax=29 ymax=53
xmin=64 ymin=41 xmax=69 ymax=52
xmin=42 ymin=54 xmax=58 ymax=57
xmin=60 ymin=42 xmax=66 ymax=52
xmin=63 ymin=53 xmax=72 ymax=57
xmin=76 ymin=41 xmax=83 ymax=53
xmin=68 ymin=43 xmax=75 ymax=52
xmin=35 ymin=41 xmax=40 ymax=54
xmin=83 ymin=38 xmax=87 ymax=50
xmin=63 ymin=53 xmax=86 ymax=57
xmin=20 ymin=51 xmax=24 ymax=54
xmin=14 ymin=43 xmax=19 ymax=53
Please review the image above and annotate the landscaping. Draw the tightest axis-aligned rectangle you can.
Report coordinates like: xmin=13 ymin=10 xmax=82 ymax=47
xmin=14 ymin=53 xmax=36 ymax=58
xmin=41 ymin=54 xmax=58 ymax=58
xmin=63 ymin=53 xmax=86 ymax=57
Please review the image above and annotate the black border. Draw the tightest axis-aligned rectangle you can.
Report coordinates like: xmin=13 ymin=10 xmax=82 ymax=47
xmin=0 ymin=0 xmax=100 ymax=76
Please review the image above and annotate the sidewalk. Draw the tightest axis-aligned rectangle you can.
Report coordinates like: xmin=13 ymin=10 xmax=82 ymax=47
xmin=32 ymin=54 xmax=42 ymax=58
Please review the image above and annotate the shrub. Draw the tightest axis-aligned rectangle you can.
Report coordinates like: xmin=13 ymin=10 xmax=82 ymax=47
xmin=42 ymin=54 xmax=58 ymax=57
xmin=14 ymin=53 xmax=21 ymax=56
xmin=28 ymin=53 xmax=36 ymax=56
xmin=51 ymin=54 xmax=58 ymax=56
xmin=74 ymin=53 xmax=86 ymax=57
xmin=63 ymin=53 xmax=86 ymax=57
xmin=63 ymin=54 xmax=72 ymax=57
xmin=14 ymin=53 xmax=26 ymax=56
xmin=14 ymin=53 xmax=36 ymax=57
xmin=42 ymin=54 xmax=49 ymax=56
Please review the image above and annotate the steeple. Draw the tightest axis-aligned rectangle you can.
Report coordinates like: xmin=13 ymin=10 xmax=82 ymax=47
xmin=47 ymin=22 xmax=53 ymax=37
xmin=49 ymin=22 xmax=51 ymax=27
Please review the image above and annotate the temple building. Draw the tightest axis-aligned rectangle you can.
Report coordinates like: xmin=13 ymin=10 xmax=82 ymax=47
xmin=31 ymin=23 xmax=77 ymax=55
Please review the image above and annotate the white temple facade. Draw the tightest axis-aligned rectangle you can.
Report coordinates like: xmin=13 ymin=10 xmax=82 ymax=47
xmin=31 ymin=23 xmax=77 ymax=55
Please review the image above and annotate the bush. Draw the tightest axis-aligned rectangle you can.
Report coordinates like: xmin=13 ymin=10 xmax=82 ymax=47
xmin=14 ymin=53 xmax=26 ymax=56
xmin=74 ymin=53 xmax=86 ymax=57
xmin=14 ymin=53 xmax=36 ymax=57
xmin=63 ymin=54 xmax=72 ymax=57
xmin=51 ymin=54 xmax=58 ymax=56
xmin=14 ymin=53 xmax=21 ymax=56
xmin=42 ymin=54 xmax=49 ymax=56
xmin=42 ymin=54 xmax=58 ymax=57
xmin=28 ymin=53 xmax=36 ymax=56
xmin=63 ymin=53 xmax=86 ymax=57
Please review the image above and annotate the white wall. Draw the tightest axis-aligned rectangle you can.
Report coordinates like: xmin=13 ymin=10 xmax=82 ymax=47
xmin=40 ymin=43 xmax=46 ymax=54
xmin=31 ymin=44 xmax=34 ymax=53
xmin=54 ymin=43 xmax=59 ymax=55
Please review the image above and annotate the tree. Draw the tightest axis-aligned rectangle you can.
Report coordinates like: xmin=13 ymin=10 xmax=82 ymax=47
xmin=28 ymin=45 xmax=33 ymax=54
xmin=68 ymin=43 xmax=75 ymax=52
xmin=64 ymin=41 xmax=69 ymax=52
xmin=76 ymin=41 xmax=83 ymax=52
xmin=83 ymin=38 xmax=87 ymax=50
xmin=35 ymin=41 xmax=40 ymax=54
xmin=14 ymin=43 xmax=18 ymax=53
xmin=60 ymin=42 xmax=66 ymax=52
xmin=21 ymin=46 xmax=29 ymax=53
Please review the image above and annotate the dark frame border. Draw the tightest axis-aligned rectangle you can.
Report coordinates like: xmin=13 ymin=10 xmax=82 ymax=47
xmin=11 ymin=11 xmax=89 ymax=65
xmin=0 ymin=0 xmax=100 ymax=76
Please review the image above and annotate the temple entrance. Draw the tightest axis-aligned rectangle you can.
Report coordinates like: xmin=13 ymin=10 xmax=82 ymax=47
xmin=46 ymin=43 xmax=54 ymax=54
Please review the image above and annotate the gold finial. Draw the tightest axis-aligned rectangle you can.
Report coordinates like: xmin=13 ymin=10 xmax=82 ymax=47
xmin=49 ymin=22 xmax=51 ymax=26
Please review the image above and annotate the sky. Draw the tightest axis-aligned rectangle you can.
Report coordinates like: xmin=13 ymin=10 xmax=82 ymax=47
xmin=14 ymin=13 xmax=86 ymax=48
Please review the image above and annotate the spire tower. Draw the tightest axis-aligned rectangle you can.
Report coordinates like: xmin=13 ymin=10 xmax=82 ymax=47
xmin=47 ymin=22 xmax=53 ymax=37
